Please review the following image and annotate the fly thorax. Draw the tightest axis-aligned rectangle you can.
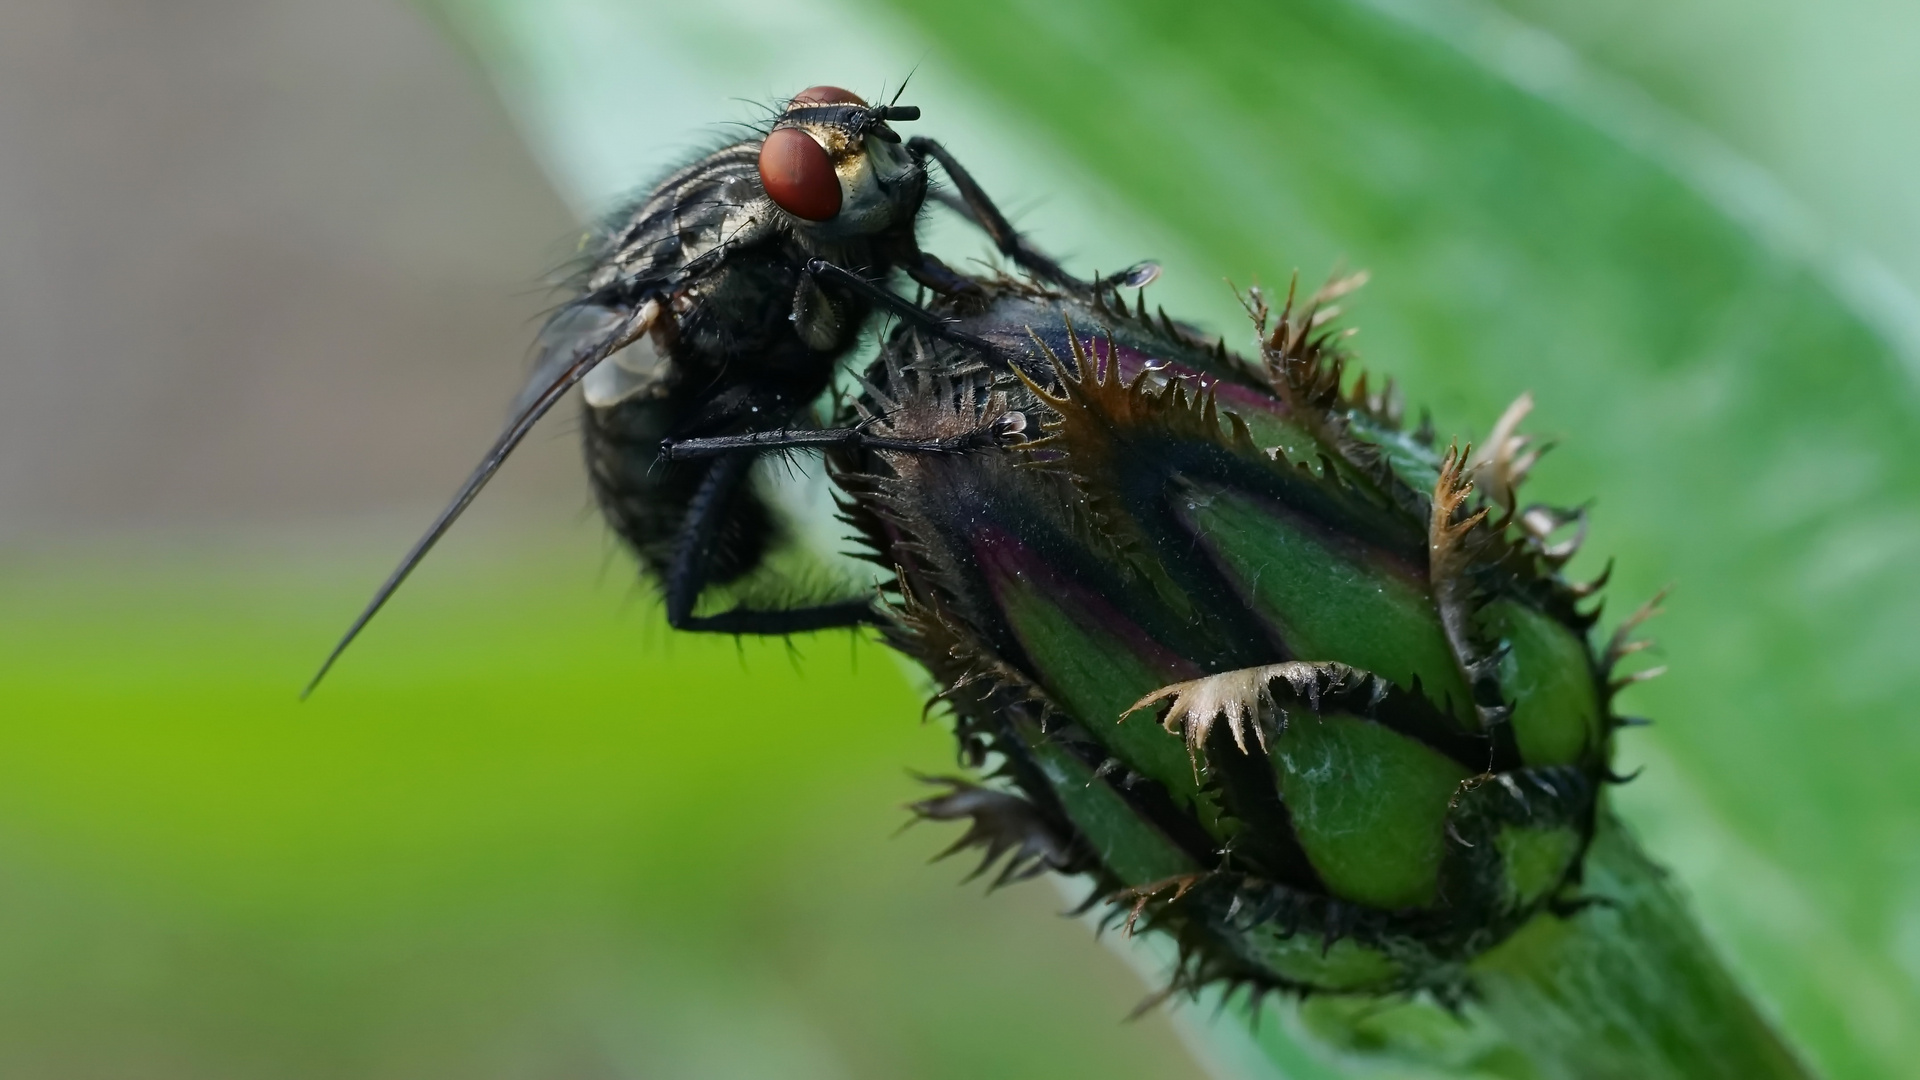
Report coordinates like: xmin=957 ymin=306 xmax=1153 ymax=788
xmin=679 ymin=190 xmax=767 ymax=269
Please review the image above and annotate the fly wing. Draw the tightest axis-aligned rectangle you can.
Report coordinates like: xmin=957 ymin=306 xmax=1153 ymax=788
xmin=304 ymin=141 xmax=772 ymax=694
xmin=510 ymin=299 xmax=635 ymax=417
xmin=303 ymin=298 xmax=658 ymax=697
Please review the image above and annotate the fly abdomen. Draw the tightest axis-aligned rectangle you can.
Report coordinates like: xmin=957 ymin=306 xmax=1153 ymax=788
xmin=582 ymin=392 xmax=780 ymax=590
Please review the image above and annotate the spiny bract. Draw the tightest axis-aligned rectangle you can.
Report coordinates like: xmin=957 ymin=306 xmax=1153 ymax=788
xmin=832 ymin=274 xmax=1657 ymax=1002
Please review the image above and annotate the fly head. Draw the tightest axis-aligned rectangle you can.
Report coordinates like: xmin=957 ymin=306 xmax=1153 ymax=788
xmin=758 ymin=85 xmax=925 ymax=240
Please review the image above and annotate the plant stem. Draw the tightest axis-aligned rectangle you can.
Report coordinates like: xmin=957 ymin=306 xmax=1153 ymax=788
xmin=1466 ymin=812 xmax=1814 ymax=1080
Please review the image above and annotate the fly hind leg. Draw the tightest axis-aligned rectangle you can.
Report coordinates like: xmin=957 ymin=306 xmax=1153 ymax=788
xmin=660 ymin=450 xmax=877 ymax=635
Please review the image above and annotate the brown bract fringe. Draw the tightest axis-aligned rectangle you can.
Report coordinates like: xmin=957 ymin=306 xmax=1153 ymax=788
xmin=1009 ymin=321 xmax=1259 ymax=611
xmin=906 ymin=774 xmax=1087 ymax=886
xmin=1431 ymin=442 xmax=1510 ymax=734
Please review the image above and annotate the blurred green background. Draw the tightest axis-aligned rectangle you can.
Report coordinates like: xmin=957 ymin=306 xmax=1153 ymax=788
xmin=3 ymin=0 xmax=1917 ymax=1077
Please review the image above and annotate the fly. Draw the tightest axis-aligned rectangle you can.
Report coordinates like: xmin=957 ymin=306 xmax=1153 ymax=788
xmin=305 ymin=84 xmax=1154 ymax=694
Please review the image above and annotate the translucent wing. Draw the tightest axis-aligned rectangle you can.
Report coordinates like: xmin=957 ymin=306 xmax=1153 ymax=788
xmin=303 ymin=298 xmax=659 ymax=696
xmin=514 ymin=299 xmax=666 ymax=415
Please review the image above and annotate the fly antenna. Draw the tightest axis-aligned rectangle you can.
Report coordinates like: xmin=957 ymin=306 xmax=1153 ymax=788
xmin=864 ymin=65 xmax=922 ymax=128
xmin=860 ymin=98 xmax=918 ymax=143
xmin=301 ymin=305 xmax=657 ymax=698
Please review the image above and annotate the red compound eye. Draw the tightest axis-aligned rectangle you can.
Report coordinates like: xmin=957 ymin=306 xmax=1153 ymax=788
xmin=759 ymin=127 xmax=841 ymax=221
xmin=790 ymin=85 xmax=864 ymax=107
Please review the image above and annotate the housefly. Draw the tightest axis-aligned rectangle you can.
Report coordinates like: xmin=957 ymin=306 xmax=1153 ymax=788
xmin=306 ymin=84 xmax=1153 ymax=694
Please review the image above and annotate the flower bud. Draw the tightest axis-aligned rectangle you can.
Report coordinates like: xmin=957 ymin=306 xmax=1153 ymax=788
xmin=838 ymin=277 xmax=1640 ymax=998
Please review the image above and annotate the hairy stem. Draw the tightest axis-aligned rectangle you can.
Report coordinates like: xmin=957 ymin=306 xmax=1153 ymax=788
xmin=1465 ymin=813 xmax=1813 ymax=1080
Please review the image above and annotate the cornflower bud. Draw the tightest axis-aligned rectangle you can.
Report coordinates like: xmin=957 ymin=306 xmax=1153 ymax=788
xmin=834 ymin=274 xmax=1812 ymax=1077
xmin=836 ymin=274 xmax=1627 ymax=1001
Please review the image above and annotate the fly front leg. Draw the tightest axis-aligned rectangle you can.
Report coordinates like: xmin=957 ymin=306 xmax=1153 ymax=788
xmin=660 ymin=450 xmax=876 ymax=634
xmin=909 ymin=137 xmax=1077 ymax=287
xmin=910 ymin=138 xmax=1162 ymax=293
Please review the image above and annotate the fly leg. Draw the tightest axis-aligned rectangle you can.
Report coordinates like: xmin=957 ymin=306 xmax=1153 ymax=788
xmin=661 ymin=450 xmax=876 ymax=634
xmin=660 ymin=415 xmax=1022 ymax=462
xmin=908 ymin=137 xmax=1160 ymax=292
xmin=908 ymin=137 xmax=1075 ymax=287
xmin=803 ymin=259 xmax=1004 ymax=359
xmin=901 ymin=250 xmax=986 ymax=297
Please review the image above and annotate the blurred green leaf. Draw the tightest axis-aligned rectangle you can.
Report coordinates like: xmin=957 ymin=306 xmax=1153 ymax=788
xmin=0 ymin=541 xmax=1204 ymax=1078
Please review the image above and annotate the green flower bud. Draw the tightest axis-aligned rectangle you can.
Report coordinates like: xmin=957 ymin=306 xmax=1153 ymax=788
xmin=838 ymin=276 xmax=1645 ymax=1000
